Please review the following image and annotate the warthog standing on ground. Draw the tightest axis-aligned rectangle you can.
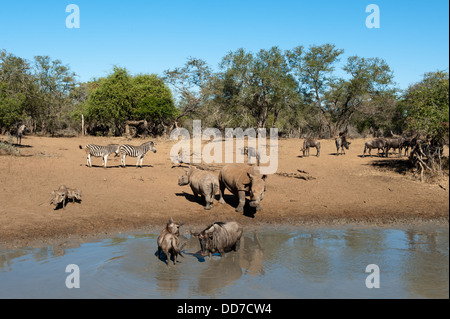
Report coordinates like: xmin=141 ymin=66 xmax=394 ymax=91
xmin=50 ymin=185 xmax=82 ymax=209
xmin=157 ymin=218 xmax=185 ymax=265
xmin=218 ymin=164 xmax=267 ymax=213
xmin=385 ymin=137 xmax=405 ymax=158
xmin=178 ymin=166 xmax=219 ymax=210
xmin=335 ymin=136 xmax=351 ymax=155
xmin=191 ymin=221 xmax=243 ymax=258
xmin=301 ymin=138 xmax=321 ymax=157
xmin=362 ymin=138 xmax=387 ymax=157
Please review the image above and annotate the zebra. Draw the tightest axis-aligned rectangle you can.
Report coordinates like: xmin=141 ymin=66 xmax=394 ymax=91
xmin=16 ymin=124 xmax=26 ymax=145
xmin=79 ymin=144 xmax=120 ymax=168
xmin=119 ymin=141 xmax=157 ymax=168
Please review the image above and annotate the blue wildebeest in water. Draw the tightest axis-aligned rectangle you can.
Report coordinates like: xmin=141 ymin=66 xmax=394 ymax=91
xmin=190 ymin=221 xmax=243 ymax=259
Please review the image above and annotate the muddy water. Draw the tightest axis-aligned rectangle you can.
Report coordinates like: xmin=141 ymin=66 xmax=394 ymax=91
xmin=0 ymin=225 xmax=448 ymax=298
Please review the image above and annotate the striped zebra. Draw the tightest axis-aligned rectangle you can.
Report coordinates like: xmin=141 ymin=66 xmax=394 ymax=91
xmin=79 ymin=144 xmax=120 ymax=168
xmin=119 ymin=141 xmax=157 ymax=168
xmin=16 ymin=124 xmax=26 ymax=145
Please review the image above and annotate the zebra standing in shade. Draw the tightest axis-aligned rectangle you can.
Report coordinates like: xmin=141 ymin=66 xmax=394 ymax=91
xmin=16 ymin=124 xmax=26 ymax=145
xmin=79 ymin=144 xmax=120 ymax=168
xmin=120 ymin=141 xmax=157 ymax=168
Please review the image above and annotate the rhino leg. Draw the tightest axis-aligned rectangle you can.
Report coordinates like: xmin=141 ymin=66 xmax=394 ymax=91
xmin=236 ymin=190 xmax=245 ymax=213
xmin=218 ymin=181 xmax=226 ymax=204
xmin=204 ymin=194 xmax=212 ymax=210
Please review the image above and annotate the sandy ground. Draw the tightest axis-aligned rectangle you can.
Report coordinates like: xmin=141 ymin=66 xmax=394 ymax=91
xmin=0 ymin=135 xmax=448 ymax=248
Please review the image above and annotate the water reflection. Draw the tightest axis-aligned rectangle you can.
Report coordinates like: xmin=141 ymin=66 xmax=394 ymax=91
xmin=0 ymin=226 xmax=448 ymax=298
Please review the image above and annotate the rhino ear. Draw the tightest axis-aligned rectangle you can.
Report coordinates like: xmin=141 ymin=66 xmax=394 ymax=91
xmin=247 ymin=172 xmax=254 ymax=180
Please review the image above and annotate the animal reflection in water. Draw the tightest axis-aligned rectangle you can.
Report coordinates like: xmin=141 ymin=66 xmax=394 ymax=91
xmin=193 ymin=231 xmax=265 ymax=295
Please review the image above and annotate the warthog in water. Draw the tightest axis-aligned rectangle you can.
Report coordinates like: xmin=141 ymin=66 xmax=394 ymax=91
xmin=335 ymin=136 xmax=351 ymax=155
xmin=157 ymin=217 xmax=185 ymax=265
xmin=241 ymin=146 xmax=261 ymax=165
xmin=50 ymin=185 xmax=82 ymax=209
xmin=178 ymin=166 xmax=219 ymax=210
xmin=301 ymin=138 xmax=321 ymax=157
xmin=191 ymin=221 xmax=243 ymax=258
xmin=362 ymin=138 xmax=387 ymax=157
xmin=218 ymin=164 xmax=267 ymax=213
xmin=385 ymin=137 xmax=405 ymax=158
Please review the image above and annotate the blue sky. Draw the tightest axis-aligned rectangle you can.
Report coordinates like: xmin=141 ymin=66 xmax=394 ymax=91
xmin=0 ymin=0 xmax=448 ymax=90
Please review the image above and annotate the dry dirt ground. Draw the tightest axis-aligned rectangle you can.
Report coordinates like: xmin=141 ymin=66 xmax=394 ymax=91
xmin=0 ymin=135 xmax=448 ymax=248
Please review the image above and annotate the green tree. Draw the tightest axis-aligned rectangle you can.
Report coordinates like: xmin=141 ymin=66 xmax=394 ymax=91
xmin=131 ymin=74 xmax=177 ymax=135
xmin=286 ymin=44 xmax=344 ymax=136
xmin=86 ymin=67 xmax=176 ymax=136
xmin=324 ymin=56 xmax=396 ymax=136
xmin=220 ymin=46 xmax=298 ymax=128
xmin=402 ymin=70 xmax=449 ymax=142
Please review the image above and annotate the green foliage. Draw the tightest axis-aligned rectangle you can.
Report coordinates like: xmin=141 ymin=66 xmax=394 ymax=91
xmin=402 ymin=70 xmax=449 ymax=142
xmin=0 ymin=81 xmax=25 ymax=130
xmin=86 ymin=67 xmax=176 ymax=135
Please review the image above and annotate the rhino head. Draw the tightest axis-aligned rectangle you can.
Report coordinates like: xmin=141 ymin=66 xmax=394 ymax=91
xmin=248 ymin=171 xmax=267 ymax=211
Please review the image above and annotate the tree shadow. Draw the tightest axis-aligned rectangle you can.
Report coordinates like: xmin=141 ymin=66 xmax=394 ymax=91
xmin=13 ymin=143 xmax=32 ymax=148
xmin=366 ymin=158 xmax=413 ymax=175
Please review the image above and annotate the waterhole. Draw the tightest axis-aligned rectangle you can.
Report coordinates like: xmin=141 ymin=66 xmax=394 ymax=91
xmin=0 ymin=225 xmax=448 ymax=298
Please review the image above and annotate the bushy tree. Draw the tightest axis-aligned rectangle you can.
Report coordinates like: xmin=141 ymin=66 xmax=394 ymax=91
xmin=403 ymin=70 xmax=449 ymax=143
xmin=86 ymin=67 xmax=176 ymax=136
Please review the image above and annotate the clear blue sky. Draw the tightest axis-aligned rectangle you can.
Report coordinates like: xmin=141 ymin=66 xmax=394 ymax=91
xmin=1 ymin=0 xmax=448 ymax=90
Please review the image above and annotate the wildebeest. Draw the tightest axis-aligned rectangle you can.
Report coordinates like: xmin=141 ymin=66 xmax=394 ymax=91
xmin=335 ymin=136 xmax=351 ymax=155
xmin=16 ymin=124 xmax=26 ymax=145
xmin=362 ymin=138 xmax=387 ymax=158
xmin=218 ymin=164 xmax=267 ymax=213
xmin=400 ymin=136 xmax=416 ymax=156
xmin=178 ymin=166 xmax=219 ymax=210
xmin=301 ymin=138 xmax=320 ymax=157
xmin=157 ymin=217 xmax=184 ymax=265
xmin=190 ymin=221 xmax=243 ymax=258
xmin=385 ymin=137 xmax=405 ymax=158
xmin=241 ymin=146 xmax=261 ymax=165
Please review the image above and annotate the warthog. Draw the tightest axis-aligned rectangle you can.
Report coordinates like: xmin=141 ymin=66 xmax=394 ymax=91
xmin=385 ymin=137 xmax=405 ymax=158
xmin=191 ymin=221 xmax=243 ymax=258
xmin=157 ymin=217 xmax=185 ymax=265
xmin=362 ymin=138 xmax=387 ymax=157
xmin=178 ymin=166 xmax=219 ymax=210
xmin=50 ymin=185 xmax=82 ymax=209
xmin=335 ymin=136 xmax=351 ymax=155
xmin=218 ymin=164 xmax=267 ymax=213
xmin=241 ymin=146 xmax=261 ymax=165
xmin=301 ymin=138 xmax=321 ymax=157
